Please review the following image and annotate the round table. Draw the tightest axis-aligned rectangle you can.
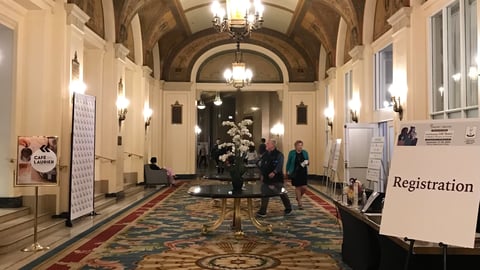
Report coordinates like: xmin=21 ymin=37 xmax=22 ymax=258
xmin=188 ymin=182 xmax=287 ymax=235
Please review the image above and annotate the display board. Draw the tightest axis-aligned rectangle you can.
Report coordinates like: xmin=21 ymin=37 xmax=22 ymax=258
xmin=366 ymin=137 xmax=385 ymax=191
xmin=69 ymin=93 xmax=96 ymax=221
xmin=380 ymin=119 xmax=480 ymax=248
xmin=343 ymin=123 xmax=378 ymax=185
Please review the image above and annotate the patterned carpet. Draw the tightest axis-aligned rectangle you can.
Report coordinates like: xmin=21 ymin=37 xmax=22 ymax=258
xmin=23 ymin=179 xmax=351 ymax=270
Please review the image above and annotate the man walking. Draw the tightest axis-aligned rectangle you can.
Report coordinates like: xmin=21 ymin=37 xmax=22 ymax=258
xmin=256 ymin=139 xmax=292 ymax=217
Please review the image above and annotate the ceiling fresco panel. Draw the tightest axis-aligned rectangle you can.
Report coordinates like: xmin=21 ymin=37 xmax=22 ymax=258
xmin=68 ymin=0 xmax=397 ymax=84
xmin=184 ymin=6 xmax=217 ymax=34
xmin=197 ymin=51 xmax=283 ymax=83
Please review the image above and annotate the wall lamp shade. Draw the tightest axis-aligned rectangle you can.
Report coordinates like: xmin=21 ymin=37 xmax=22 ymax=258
xmin=324 ymin=107 xmax=334 ymax=129
xmin=211 ymin=0 xmax=264 ymax=41
xmin=195 ymin=125 xmax=202 ymax=135
xmin=143 ymin=107 xmax=153 ymax=130
xmin=116 ymin=96 xmax=129 ymax=129
xmin=270 ymin=122 xmax=284 ymax=136
xmin=69 ymin=80 xmax=87 ymax=94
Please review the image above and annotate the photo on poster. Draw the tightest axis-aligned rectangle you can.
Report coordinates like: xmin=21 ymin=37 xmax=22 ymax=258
xmin=16 ymin=136 xmax=58 ymax=186
xmin=397 ymin=126 xmax=418 ymax=146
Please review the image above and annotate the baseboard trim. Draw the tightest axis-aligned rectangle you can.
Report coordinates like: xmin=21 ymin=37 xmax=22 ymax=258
xmin=105 ymin=191 xmax=125 ymax=200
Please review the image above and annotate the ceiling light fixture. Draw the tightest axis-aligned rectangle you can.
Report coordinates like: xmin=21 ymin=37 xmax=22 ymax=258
xmin=211 ymin=0 xmax=264 ymax=41
xmin=224 ymin=42 xmax=252 ymax=90
xmin=197 ymin=100 xmax=206 ymax=109
xmin=213 ymin=92 xmax=223 ymax=106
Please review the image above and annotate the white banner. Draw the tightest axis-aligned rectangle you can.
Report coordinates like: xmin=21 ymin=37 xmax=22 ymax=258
xmin=70 ymin=93 xmax=96 ymax=221
xmin=380 ymin=119 xmax=480 ymax=248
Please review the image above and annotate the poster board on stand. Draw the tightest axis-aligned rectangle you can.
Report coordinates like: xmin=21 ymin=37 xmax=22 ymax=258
xmin=380 ymin=119 xmax=480 ymax=248
xmin=323 ymin=139 xmax=333 ymax=168
xmin=16 ymin=136 xmax=58 ymax=186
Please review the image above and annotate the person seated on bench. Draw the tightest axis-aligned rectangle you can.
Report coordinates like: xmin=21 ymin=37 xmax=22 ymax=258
xmin=149 ymin=157 xmax=178 ymax=187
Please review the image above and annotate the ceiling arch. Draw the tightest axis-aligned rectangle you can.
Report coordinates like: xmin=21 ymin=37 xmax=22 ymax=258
xmin=68 ymin=0 xmax=409 ymax=82
xmin=191 ymin=43 xmax=289 ymax=84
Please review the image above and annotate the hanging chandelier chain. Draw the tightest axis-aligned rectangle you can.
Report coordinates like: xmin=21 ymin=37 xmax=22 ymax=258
xmin=235 ymin=41 xmax=242 ymax=63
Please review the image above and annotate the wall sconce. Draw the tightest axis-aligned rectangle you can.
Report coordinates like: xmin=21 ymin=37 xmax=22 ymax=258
xmin=195 ymin=125 xmax=202 ymax=135
xmin=391 ymin=96 xmax=403 ymax=120
xmin=324 ymin=107 xmax=334 ymax=129
xmin=389 ymin=85 xmax=403 ymax=121
xmin=116 ymin=95 xmax=129 ymax=130
xmin=270 ymin=122 xmax=284 ymax=137
xmin=143 ymin=106 xmax=153 ymax=131
xmin=348 ymin=97 xmax=361 ymax=123
xmin=70 ymin=51 xmax=87 ymax=94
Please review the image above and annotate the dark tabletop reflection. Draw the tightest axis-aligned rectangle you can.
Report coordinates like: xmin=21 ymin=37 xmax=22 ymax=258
xmin=188 ymin=182 xmax=286 ymax=198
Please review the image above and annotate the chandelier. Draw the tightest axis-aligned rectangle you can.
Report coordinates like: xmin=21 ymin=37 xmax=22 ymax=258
xmin=224 ymin=42 xmax=252 ymax=89
xmin=211 ymin=0 xmax=264 ymax=41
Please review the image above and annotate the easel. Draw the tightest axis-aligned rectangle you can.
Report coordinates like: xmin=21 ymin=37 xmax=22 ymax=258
xmin=327 ymin=139 xmax=342 ymax=199
xmin=402 ymin=237 xmax=449 ymax=270
xmin=22 ymin=186 xmax=49 ymax=252
xmin=365 ymin=137 xmax=386 ymax=192
xmin=322 ymin=139 xmax=333 ymax=189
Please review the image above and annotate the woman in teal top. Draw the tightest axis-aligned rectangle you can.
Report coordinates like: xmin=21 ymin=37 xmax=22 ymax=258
xmin=286 ymin=140 xmax=309 ymax=210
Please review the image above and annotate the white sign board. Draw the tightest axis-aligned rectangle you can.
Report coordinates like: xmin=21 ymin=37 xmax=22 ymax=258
xmin=331 ymin=139 xmax=342 ymax=172
xmin=323 ymin=139 xmax=333 ymax=168
xmin=366 ymin=137 xmax=384 ymax=186
xmin=380 ymin=120 xmax=480 ymax=248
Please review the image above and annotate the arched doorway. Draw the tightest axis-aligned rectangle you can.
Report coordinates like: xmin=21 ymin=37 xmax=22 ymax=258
xmin=196 ymin=91 xmax=282 ymax=177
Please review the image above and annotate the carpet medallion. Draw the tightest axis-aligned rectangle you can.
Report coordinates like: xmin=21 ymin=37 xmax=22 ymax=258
xmin=24 ymin=180 xmax=350 ymax=270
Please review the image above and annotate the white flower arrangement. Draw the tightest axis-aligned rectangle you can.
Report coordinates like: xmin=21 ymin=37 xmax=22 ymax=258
xmin=218 ymin=119 xmax=254 ymax=163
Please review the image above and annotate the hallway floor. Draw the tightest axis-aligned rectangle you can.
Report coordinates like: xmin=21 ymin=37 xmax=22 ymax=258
xmin=0 ymin=160 xmax=339 ymax=269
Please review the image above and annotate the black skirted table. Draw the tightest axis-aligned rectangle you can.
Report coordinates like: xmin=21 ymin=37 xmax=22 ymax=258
xmin=188 ymin=182 xmax=286 ymax=236
xmin=334 ymin=200 xmax=480 ymax=270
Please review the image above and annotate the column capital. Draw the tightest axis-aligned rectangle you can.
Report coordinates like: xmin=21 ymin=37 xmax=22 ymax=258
xmin=387 ymin=7 xmax=412 ymax=34
xmin=142 ymin=66 xmax=153 ymax=78
xmin=326 ymin=67 xmax=337 ymax=80
xmin=65 ymin=3 xmax=89 ymax=32
xmin=349 ymin=45 xmax=364 ymax=62
xmin=114 ymin=43 xmax=130 ymax=61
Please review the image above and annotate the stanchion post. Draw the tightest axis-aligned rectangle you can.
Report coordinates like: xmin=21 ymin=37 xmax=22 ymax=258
xmin=403 ymin=237 xmax=415 ymax=270
xmin=439 ymin=242 xmax=448 ymax=270
xmin=22 ymin=186 xmax=50 ymax=252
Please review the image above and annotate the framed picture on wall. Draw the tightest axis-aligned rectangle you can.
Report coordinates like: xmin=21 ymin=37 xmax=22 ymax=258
xmin=172 ymin=101 xmax=183 ymax=124
xmin=296 ymin=101 xmax=307 ymax=125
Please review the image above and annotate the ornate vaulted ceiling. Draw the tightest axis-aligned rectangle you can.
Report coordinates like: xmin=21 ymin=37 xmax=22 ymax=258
xmin=70 ymin=0 xmax=410 ymax=83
